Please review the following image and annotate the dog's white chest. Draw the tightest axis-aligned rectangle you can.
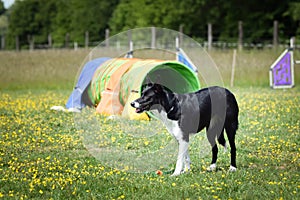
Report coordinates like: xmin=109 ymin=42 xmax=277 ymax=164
xmin=151 ymin=110 xmax=182 ymax=139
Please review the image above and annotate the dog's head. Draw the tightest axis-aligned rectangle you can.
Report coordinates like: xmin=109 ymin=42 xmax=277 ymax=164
xmin=130 ymin=83 xmax=164 ymax=113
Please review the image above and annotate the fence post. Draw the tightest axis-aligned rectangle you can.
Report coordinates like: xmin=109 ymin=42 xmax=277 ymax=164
xmin=179 ymin=24 xmax=184 ymax=46
xmin=28 ymin=35 xmax=34 ymax=51
xmin=273 ymin=20 xmax=278 ymax=49
xmin=15 ymin=35 xmax=19 ymax=51
xmin=31 ymin=36 xmax=34 ymax=51
xmin=127 ymin=29 xmax=132 ymax=45
xmin=208 ymin=23 xmax=212 ymax=51
xmin=291 ymin=37 xmax=300 ymax=64
xmin=74 ymin=42 xmax=78 ymax=51
xmin=127 ymin=30 xmax=133 ymax=58
xmin=151 ymin=26 xmax=156 ymax=48
xmin=1 ymin=35 xmax=5 ymax=50
xmin=85 ymin=31 xmax=89 ymax=48
xmin=238 ymin=21 xmax=243 ymax=51
xmin=48 ymin=34 xmax=52 ymax=48
xmin=105 ymin=28 xmax=110 ymax=47
xmin=65 ymin=33 xmax=70 ymax=48
xmin=230 ymin=49 xmax=237 ymax=87
xmin=290 ymin=37 xmax=295 ymax=49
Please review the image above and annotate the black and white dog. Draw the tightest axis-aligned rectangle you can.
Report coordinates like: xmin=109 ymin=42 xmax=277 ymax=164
xmin=131 ymin=83 xmax=239 ymax=176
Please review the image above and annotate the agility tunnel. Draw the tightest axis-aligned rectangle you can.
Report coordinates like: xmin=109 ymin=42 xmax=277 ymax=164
xmin=66 ymin=57 xmax=200 ymax=120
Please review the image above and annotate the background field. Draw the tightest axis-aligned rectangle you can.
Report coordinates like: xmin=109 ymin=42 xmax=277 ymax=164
xmin=0 ymin=48 xmax=299 ymax=199
xmin=0 ymin=48 xmax=299 ymax=90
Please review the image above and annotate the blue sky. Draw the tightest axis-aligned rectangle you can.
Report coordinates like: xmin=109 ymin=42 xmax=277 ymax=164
xmin=2 ymin=0 xmax=15 ymax=8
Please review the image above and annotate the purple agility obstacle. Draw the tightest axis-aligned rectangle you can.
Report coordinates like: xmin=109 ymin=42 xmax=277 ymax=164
xmin=269 ymin=49 xmax=295 ymax=89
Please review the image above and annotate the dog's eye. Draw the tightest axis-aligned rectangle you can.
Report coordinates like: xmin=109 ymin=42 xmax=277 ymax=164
xmin=144 ymin=91 xmax=152 ymax=97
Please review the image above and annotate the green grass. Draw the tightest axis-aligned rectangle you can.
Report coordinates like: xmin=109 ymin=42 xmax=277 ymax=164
xmin=0 ymin=49 xmax=299 ymax=199
xmin=0 ymin=88 xmax=299 ymax=199
xmin=0 ymin=48 xmax=299 ymax=90
xmin=0 ymin=50 xmax=88 ymax=90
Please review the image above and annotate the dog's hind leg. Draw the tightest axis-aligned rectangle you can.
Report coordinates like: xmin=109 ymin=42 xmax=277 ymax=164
xmin=206 ymin=127 xmax=219 ymax=171
xmin=225 ymin=123 xmax=237 ymax=172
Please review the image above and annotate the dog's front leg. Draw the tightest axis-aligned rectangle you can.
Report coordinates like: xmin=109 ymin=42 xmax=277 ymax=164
xmin=171 ymin=140 xmax=189 ymax=176
xmin=184 ymin=151 xmax=191 ymax=172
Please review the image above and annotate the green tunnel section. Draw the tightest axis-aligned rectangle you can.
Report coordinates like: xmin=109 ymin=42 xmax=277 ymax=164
xmin=120 ymin=61 xmax=200 ymax=104
xmin=89 ymin=58 xmax=200 ymax=116
xmin=89 ymin=58 xmax=129 ymax=105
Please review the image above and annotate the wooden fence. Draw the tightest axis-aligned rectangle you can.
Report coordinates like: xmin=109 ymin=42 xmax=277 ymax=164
xmin=0 ymin=21 xmax=298 ymax=51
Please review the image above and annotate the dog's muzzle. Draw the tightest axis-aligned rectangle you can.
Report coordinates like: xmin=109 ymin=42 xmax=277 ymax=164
xmin=130 ymin=101 xmax=140 ymax=109
xmin=130 ymin=101 xmax=150 ymax=113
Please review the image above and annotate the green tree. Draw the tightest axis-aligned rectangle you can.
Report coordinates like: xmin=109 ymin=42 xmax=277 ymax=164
xmin=0 ymin=0 xmax=7 ymax=36
xmin=217 ymin=0 xmax=299 ymax=43
xmin=7 ymin=0 xmax=119 ymax=48
xmin=8 ymin=0 xmax=57 ymax=47
xmin=8 ymin=0 xmax=39 ymax=47
xmin=109 ymin=0 xmax=228 ymax=38
xmin=50 ymin=0 xmax=72 ymax=46
xmin=286 ymin=2 xmax=300 ymax=36
xmin=109 ymin=0 xmax=299 ymax=44
xmin=109 ymin=0 xmax=188 ymax=34
xmin=5 ymin=0 xmax=300 ymax=49
xmin=69 ymin=0 xmax=119 ymax=45
xmin=0 ymin=0 xmax=5 ymax=15
xmin=0 ymin=14 xmax=8 ymax=35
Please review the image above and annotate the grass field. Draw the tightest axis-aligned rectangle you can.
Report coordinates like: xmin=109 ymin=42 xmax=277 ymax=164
xmin=0 ymin=48 xmax=299 ymax=89
xmin=0 ymin=49 xmax=299 ymax=199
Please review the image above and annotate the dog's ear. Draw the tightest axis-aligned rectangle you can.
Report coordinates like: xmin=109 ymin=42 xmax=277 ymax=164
xmin=153 ymin=83 xmax=163 ymax=93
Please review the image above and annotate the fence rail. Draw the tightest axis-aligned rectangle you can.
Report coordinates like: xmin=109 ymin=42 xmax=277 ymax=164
xmin=0 ymin=21 xmax=299 ymax=51
xmin=1 ymin=39 xmax=297 ymax=52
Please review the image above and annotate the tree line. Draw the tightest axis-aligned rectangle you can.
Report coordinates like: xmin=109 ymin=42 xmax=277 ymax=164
xmin=0 ymin=0 xmax=299 ymax=50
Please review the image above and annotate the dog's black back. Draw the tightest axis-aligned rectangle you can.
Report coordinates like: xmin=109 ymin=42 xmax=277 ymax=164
xmin=170 ymin=87 xmax=238 ymax=139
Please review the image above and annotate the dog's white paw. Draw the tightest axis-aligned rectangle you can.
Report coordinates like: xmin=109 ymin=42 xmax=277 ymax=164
xmin=207 ymin=163 xmax=217 ymax=172
xmin=229 ymin=165 xmax=237 ymax=172
xmin=50 ymin=106 xmax=66 ymax=112
xmin=171 ymin=169 xmax=186 ymax=176
xmin=67 ymin=107 xmax=81 ymax=113
xmin=107 ymin=115 xmax=119 ymax=120
xmin=170 ymin=172 xmax=181 ymax=177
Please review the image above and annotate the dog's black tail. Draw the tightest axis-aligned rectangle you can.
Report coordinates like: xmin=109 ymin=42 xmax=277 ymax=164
xmin=217 ymin=119 xmax=239 ymax=147
xmin=217 ymin=131 xmax=226 ymax=147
